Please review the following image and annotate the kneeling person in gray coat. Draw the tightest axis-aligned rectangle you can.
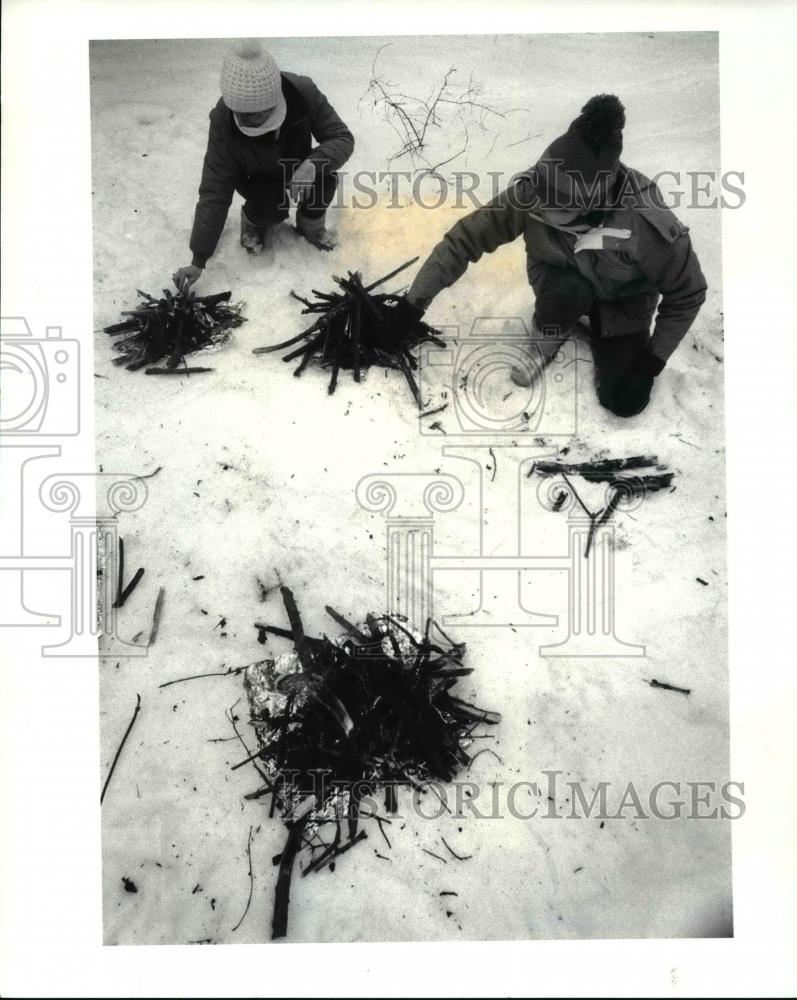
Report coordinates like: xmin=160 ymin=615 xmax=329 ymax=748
xmin=401 ymin=94 xmax=707 ymax=418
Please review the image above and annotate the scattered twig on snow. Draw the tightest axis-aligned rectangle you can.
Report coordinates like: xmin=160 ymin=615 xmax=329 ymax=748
xmin=148 ymin=587 xmax=165 ymax=646
xmin=422 ymin=848 xmax=448 ymax=864
xmin=100 ymin=693 xmax=141 ymax=804
xmin=468 ymin=747 xmax=504 ymax=766
xmin=111 ymin=537 xmax=146 ymax=609
xmin=145 ymin=366 xmax=215 ymax=375
xmin=647 ymin=678 xmax=691 ymax=696
xmin=115 ymin=567 xmax=145 ymax=609
xmin=114 ymin=537 xmax=124 ymax=608
xmin=420 ymin=402 xmax=448 ymax=420
xmin=231 ymin=826 xmax=255 ymax=933
xmin=135 ymin=466 xmax=163 ymax=481
xmin=488 ymin=447 xmax=497 ymax=483
xmin=158 ymin=663 xmax=249 ymax=689
xmin=441 ymin=836 xmax=473 ymax=861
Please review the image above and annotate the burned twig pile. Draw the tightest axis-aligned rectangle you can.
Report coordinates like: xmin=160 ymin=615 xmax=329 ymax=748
xmin=252 ymin=258 xmax=445 ymax=407
xmin=243 ymin=586 xmax=500 ymax=939
xmin=103 ymin=289 xmax=246 ymax=373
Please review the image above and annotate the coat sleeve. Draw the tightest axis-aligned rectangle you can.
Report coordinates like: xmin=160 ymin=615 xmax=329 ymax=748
xmin=638 ymin=228 xmax=708 ymax=363
xmin=407 ymin=182 xmax=530 ymax=308
xmin=189 ymin=113 xmax=240 ymax=268
xmin=302 ymin=80 xmax=354 ymax=172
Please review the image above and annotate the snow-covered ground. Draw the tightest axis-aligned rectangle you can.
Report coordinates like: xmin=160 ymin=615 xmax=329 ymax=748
xmin=91 ymin=33 xmax=729 ymax=944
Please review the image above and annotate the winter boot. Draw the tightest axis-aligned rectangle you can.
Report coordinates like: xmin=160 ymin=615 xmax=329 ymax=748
xmin=296 ymin=212 xmax=336 ymax=251
xmin=240 ymin=205 xmax=266 ymax=255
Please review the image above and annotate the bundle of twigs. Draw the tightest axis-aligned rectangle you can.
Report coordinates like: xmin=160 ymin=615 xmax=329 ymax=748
xmin=532 ymin=454 xmax=676 ymax=557
xmin=534 ymin=454 xmax=673 ymax=490
xmin=244 ymin=586 xmax=500 ymax=939
xmin=252 ymin=258 xmax=444 ymax=406
xmin=103 ymin=288 xmax=246 ymax=373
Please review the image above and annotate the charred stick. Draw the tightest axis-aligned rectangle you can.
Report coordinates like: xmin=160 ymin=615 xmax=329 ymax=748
xmin=396 ymin=351 xmax=422 ymax=407
xmin=647 ymin=678 xmax=691 ymax=696
xmin=363 ymin=256 xmax=420 ymax=293
xmin=196 ymin=290 xmax=232 ymax=308
xmin=352 ymin=293 xmax=362 ymax=382
xmin=289 ymin=290 xmax=316 ymax=309
xmin=282 ymin=331 xmax=324 ymax=364
xmin=145 ymin=367 xmax=214 ymax=375
xmin=420 ymin=402 xmax=448 ymax=419
xmin=100 ymin=693 xmax=141 ymax=804
xmin=114 ymin=566 xmax=145 ymax=609
xmin=115 ymin=537 xmax=125 ymax=609
xmin=324 ymin=606 xmax=370 ymax=642
xmin=280 ymin=586 xmax=314 ymax=674
xmin=535 ymin=456 xmax=660 ymax=477
xmin=272 ymin=814 xmax=309 ymax=940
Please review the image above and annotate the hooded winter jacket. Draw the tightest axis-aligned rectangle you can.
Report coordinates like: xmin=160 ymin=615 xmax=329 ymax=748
xmin=407 ymin=166 xmax=707 ymax=364
xmin=190 ymin=72 xmax=354 ymax=266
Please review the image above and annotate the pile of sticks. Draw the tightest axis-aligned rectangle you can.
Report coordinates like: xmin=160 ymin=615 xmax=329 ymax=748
xmin=252 ymin=258 xmax=444 ymax=407
xmin=532 ymin=454 xmax=676 ymax=557
xmin=534 ymin=455 xmax=673 ymax=491
xmin=103 ymin=288 xmax=246 ymax=374
xmin=244 ymin=587 xmax=500 ymax=939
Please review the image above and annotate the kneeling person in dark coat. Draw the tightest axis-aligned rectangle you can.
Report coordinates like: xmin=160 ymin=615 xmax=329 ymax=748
xmin=174 ymin=39 xmax=354 ymax=291
xmin=400 ymin=94 xmax=707 ymax=418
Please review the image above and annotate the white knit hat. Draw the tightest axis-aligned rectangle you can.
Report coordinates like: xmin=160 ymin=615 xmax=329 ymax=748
xmin=220 ymin=39 xmax=286 ymax=125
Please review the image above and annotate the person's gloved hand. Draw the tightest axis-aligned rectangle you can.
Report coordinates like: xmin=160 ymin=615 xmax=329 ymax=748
xmin=603 ymin=351 xmax=664 ymax=417
xmin=289 ymin=159 xmax=316 ymax=203
xmin=390 ymin=295 xmax=426 ymax=332
xmin=173 ymin=265 xmax=202 ymax=292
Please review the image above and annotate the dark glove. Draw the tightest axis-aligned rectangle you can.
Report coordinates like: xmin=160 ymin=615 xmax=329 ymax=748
xmin=390 ymin=295 xmax=426 ymax=332
xmin=601 ymin=350 xmax=664 ymax=417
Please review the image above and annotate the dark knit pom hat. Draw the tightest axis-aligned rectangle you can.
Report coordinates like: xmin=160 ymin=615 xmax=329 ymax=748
xmin=534 ymin=94 xmax=625 ymax=211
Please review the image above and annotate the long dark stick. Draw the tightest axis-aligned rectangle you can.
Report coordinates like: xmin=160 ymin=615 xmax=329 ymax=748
xmin=145 ymin=366 xmax=214 ymax=375
xmin=648 ymin=678 xmax=691 ymax=696
xmin=114 ymin=567 xmax=145 ymax=609
xmin=535 ymin=456 xmax=659 ymax=477
xmin=272 ymin=816 xmax=308 ymax=940
xmin=100 ymin=693 xmax=141 ymax=804
xmin=363 ymin=256 xmax=419 ymax=293
xmin=280 ymin=586 xmax=315 ymax=674
xmin=115 ymin=538 xmax=125 ymax=609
